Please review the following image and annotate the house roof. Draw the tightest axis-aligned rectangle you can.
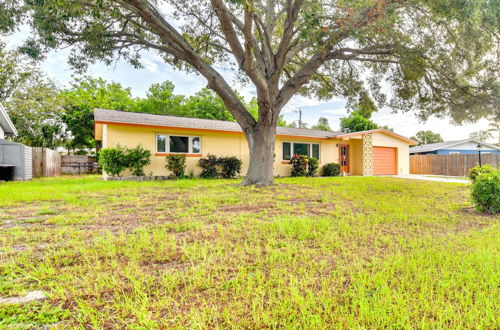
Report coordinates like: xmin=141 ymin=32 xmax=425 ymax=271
xmin=0 ymin=103 xmax=17 ymax=137
xmin=94 ymin=108 xmax=335 ymax=138
xmin=94 ymin=108 xmax=416 ymax=143
xmin=409 ymin=139 xmax=500 ymax=154
xmin=334 ymin=128 xmax=418 ymax=145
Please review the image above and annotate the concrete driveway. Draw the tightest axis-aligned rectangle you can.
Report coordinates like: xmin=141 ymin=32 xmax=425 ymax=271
xmin=393 ymin=175 xmax=469 ymax=183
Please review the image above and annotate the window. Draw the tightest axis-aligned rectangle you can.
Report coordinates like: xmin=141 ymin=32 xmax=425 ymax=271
xmin=293 ymin=143 xmax=310 ymax=157
xmin=156 ymin=135 xmax=201 ymax=154
xmin=312 ymin=144 xmax=320 ymax=159
xmin=282 ymin=142 xmax=320 ymax=160
xmin=192 ymin=137 xmax=201 ymax=153
xmin=283 ymin=142 xmax=291 ymax=160
xmin=170 ymin=136 xmax=189 ymax=153
xmin=157 ymin=135 xmax=167 ymax=153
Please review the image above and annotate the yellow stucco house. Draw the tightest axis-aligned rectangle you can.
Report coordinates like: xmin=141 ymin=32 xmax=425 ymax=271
xmin=94 ymin=108 xmax=417 ymax=178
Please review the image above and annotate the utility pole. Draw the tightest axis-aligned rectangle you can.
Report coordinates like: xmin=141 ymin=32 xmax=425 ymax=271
xmin=294 ymin=108 xmax=303 ymax=128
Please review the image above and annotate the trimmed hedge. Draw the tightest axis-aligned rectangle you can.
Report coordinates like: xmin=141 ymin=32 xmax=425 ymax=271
xmin=220 ymin=156 xmax=243 ymax=179
xmin=197 ymin=154 xmax=243 ymax=179
xmin=198 ymin=154 xmax=220 ymax=179
xmin=289 ymin=154 xmax=320 ymax=177
xmin=127 ymin=145 xmax=152 ymax=176
xmin=468 ymin=164 xmax=498 ymax=183
xmin=99 ymin=145 xmax=129 ymax=177
xmin=99 ymin=145 xmax=151 ymax=177
xmin=166 ymin=154 xmax=187 ymax=178
xmin=322 ymin=163 xmax=341 ymax=177
xmin=470 ymin=170 xmax=500 ymax=214
xmin=290 ymin=154 xmax=308 ymax=177
xmin=307 ymin=157 xmax=319 ymax=177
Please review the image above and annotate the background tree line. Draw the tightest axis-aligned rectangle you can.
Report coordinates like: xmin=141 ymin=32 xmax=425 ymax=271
xmin=1 ymin=44 xmax=289 ymax=153
xmin=1 ymin=42 xmax=393 ymax=152
xmin=2 ymin=41 xmax=497 ymax=154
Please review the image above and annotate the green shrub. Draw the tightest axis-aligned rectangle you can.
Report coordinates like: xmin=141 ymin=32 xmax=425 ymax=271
xmin=468 ymin=165 xmax=499 ymax=182
xmin=198 ymin=154 xmax=220 ymax=179
xmin=307 ymin=157 xmax=319 ymax=177
xmin=322 ymin=163 xmax=341 ymax=177
xmin=470 ymin=171 xmax=500 ymax=214
xmin=197 ymin=154 xmax=243 ymax=179
xmin=290 ymin=154 xmax=308 ymax=177
xmin=127 ymin=145 xmax=151 ymax=176
xmin=99 ymin=145 xmax=129 ymax=177
xmin=219 ymin=156 xmax=243 ymax=179
xmin=166 ymin=154 xmax=187 ymax=178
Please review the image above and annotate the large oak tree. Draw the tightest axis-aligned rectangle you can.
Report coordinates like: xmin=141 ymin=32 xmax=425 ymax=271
xmin=2 ymin=0 xmax=498 ymax=185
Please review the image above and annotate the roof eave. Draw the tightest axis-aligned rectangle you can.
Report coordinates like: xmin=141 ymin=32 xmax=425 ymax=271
xmin=410 ymin=139 xmax=500 ymax=153
xmin=334 ymin=128 xmax=418 ymax=145
xmin=0 ymin=104 xmax=18 ymax=137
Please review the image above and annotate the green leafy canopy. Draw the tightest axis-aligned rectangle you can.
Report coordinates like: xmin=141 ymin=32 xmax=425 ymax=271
xmin=1 ymin=0 xmax=497 ymax=126
xmin=410 ymin=130 xmax=444 ymax=145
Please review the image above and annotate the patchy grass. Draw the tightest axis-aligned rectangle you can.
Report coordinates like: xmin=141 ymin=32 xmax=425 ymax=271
xmin=0 ymin=175 xmax=498 ymax=328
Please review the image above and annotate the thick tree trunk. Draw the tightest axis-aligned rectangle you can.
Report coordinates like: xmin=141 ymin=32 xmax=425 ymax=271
xmin=241 ymin=123 xmax=277 ymax=186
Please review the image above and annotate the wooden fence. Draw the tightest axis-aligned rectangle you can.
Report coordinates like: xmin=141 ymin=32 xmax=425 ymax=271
xmin=61 ymin=155 xmax=98 ymax=175
xmin=410 ymin=154 xmax=500 ymax=176
xmin=32 ymin=147 xmax=61 ymax=178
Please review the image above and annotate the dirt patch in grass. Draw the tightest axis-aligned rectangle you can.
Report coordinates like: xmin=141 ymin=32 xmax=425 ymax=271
xmin=452 ymin=219 xmax=493 ymax=233
xmin=217 ymin=203 xmax=275 ymax=214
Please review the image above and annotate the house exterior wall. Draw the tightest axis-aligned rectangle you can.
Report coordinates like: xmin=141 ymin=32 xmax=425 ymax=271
xmin=95 ymin=123 xmax=103 ymax=141
xmin=413 ymin=149 xmax=500 ymax=155
xmin=275 ymin=136 xmax=339 ymax=176
xmin=411 ymin=141 xmax=500 ymax=155
xmin=444 ymin=141 xmax=499 ymax=151
xmin=372 ymin=132 xmax=410 ymax=175
xmin=0 ymin=126 xmax=4 ymax=139
xmin=101 ymin=123 xmax=411 ymax=177
xmin=104 ymin=124 xmax=246 ymax=177
xmin=349 ymin=139 xmax=364 ymax=175
xmin=104 ymin=123 xmax=345 ymax=177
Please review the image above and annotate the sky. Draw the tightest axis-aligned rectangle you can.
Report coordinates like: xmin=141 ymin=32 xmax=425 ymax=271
xmin=4 ymin=27 xmax=495 ymax=143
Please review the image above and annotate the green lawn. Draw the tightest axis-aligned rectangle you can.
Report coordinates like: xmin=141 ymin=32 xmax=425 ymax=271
xmin=0 ymin=176 xmax=498 ymax=328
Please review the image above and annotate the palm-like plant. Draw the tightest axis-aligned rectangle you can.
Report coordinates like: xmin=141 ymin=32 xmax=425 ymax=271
xmin=487 ymin=121 xmax=500 ymax=145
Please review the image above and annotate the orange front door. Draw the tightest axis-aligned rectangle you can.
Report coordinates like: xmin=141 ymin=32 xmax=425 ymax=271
xmin=373 ymin=146 xmax=398 ymax=175
xmin=339 ymin=144 xmax=350 ymax=173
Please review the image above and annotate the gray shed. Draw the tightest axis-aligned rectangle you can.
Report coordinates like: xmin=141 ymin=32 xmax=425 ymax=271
xmin=0 ymin=139 xmax=32 ymax=181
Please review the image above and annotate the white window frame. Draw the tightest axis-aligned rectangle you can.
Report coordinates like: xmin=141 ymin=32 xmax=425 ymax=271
xmin=156 ymin=134 xmax=202 ymax=154
xmin=282 ymin=142 xmax=320 ymax=161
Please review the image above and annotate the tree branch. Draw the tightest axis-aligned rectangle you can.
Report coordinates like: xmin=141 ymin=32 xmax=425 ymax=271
xmin=274 ymin=0 xmax=304 ymax=73
xmin=125 ymin=0 xmax=256 ymax=129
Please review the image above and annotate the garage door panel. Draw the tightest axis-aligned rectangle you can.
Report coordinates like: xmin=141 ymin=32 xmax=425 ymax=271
xmin=373 ymin=147 xmax=397 ymax=175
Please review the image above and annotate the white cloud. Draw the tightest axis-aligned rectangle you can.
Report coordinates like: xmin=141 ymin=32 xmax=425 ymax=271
xmin=323 ymin=108 xmax=346 ymax=115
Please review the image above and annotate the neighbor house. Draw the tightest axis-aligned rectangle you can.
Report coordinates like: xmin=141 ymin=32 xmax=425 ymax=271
xmin=409 ymin=139 xmax=500 ymax=155
xmin=0 ymin=103 xmax=32 ymax=181
xmin=0 ymin=103 xmax=17 ymax=139
xmin=94 ymin=108 xmax=417 ymax=178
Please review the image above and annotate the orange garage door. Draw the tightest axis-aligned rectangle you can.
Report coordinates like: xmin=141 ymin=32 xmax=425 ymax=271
xmin=373 ymin=147 xmax=397 ymax=175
